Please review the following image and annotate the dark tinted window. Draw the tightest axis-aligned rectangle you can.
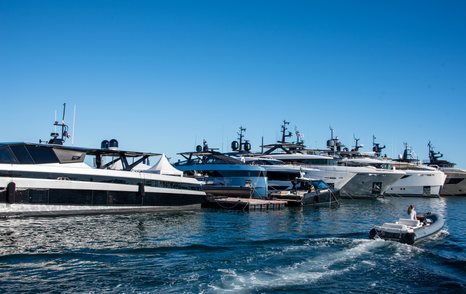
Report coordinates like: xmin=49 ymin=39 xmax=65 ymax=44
xmin=446 ymin=178 xmax=464 ymax=185
xmin=267 ymin=171 xmax=299 ymax=181
xmin=205 ymin=170 xmax=264 ymax=177
xmin=280 ymin=158 xmax=334 ymax=165
xmin=0 ymin=146 xmax=15 ymax=164
xmin=26 ymin=146 xmax=59 ymax=164
xmin=10 ymin=145 xmax=34 ymax=164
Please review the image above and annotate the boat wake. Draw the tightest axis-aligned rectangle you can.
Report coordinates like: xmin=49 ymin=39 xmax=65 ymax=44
xmin=208 ymin=237 xmax=389 ymax=293
xmin=429 ymin=228 xmax=450 ymax=241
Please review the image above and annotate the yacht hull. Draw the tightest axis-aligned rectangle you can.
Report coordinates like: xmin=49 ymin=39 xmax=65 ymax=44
xmin=339 ymin=172 xmax=403 ymax=199
xmin=0 ymin=185 xmax=204 ymax=217
xmin=385 ymin=170 xmax=446 ymax=197
xmin=0 ymin=164 xmax=206 ymax=217
xmin=440 ymin=170 xmax=466 ymax=196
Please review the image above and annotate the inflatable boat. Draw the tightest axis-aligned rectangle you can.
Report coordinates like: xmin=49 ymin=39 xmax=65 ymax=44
xmin=369 ymin=213 xmax=444 ymax=245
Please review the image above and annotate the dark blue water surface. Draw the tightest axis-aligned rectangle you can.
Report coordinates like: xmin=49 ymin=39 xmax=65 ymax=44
xmin=0 ymin=197 xmax=465 ymax=293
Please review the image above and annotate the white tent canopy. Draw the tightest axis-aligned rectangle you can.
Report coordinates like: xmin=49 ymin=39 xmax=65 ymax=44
xmin=145 ymin=154 xmax=183 ymax=176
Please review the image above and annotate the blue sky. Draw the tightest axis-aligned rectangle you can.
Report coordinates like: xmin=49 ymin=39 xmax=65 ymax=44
xmin=1 ymin=1 xmax=465 ymax=167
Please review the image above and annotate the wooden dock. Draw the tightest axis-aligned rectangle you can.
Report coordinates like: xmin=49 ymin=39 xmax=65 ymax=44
xmin=202 ymin=197 xmax=286 ymax=211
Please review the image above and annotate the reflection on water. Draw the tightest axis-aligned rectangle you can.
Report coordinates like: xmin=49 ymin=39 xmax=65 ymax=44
xmin=0 ymin=197 xmax=464 ymax=293
xmin=0 ymin=211 xmax=205 ymax=255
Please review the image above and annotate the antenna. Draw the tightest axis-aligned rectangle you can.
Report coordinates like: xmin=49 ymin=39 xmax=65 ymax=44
xmin=327 ymin=126 xmax=335 ymax=153
xmin=428 ymin=140 xmax=444 ymax=163
xmin=47 ymin=103 xmax=70 ymax=145
xmin=327 ymin=126 xmax=344 ymax=154
xmin=295 ymin=126 xmax=304 ymax=145
xmin=280 ymin=120 xmax=292 ymax=143
xmin=352 ymin=134 xmax=363 ymax=151
xmin=54 ymin=110 xmax=57 ymax=133
xmin=261 ymin=136 xmax=264 ymax=154
xmin=372 ymin=135 xmax=386 ymax=157
xmin=71 ymin=104 xmax=76 ymax=145
xmin=62 ymin=103 xmax=66 ymax=121
xmin=238 ymin=126 xmax=246 ymax=151
xmin=231 ymin=126 xmax=250 ymax=152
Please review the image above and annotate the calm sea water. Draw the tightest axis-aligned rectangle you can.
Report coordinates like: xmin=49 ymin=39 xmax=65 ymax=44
xmin=0 ymin=197 xmax=465 ymax=293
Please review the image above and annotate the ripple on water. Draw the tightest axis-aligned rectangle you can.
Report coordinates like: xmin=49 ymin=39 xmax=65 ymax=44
xmin=0 ymin=197 xmax=464 ymax=293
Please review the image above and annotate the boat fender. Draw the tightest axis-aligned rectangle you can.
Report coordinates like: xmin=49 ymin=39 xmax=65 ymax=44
xmin=138 ymin=182 xmax=145 ymax=197
xmin=6 ymin=182 xmax=16 ymax=204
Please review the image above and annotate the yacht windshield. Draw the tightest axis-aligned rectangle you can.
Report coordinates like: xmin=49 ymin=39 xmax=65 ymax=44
xmin=0 ymin=146 xmax=15 ymax=163
xmin=281 ymin=158 xmax=337 ymax=166
xmin=248 ymin=159 xmax=284 ymax=165
xmin=312 ymin=180 xmax=329 ymax=189
xmin=175 ymin=153 xmax=242 ymax=166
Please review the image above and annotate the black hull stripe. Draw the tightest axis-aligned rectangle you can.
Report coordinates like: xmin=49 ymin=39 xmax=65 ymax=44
xmin=0 ymin=171 xmax=202 ymax=191
xmin=1 ymin=188 xmax=204 ymax=206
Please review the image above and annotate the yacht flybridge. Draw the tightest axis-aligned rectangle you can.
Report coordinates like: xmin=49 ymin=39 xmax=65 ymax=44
xmin=0 ymin=105 xmax=205 ymax=217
